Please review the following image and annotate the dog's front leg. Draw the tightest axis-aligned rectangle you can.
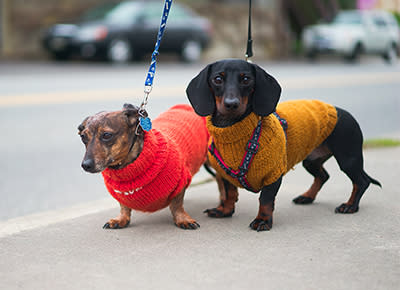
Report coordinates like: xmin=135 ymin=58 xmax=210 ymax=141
xmin=204 ymin=175 xmax=238 ymax=218
xmin=250 ymin=177 xmax=282 ymax=232
xmin=170 ymin=189 xmax=200 ymax=230
xmin=103 ymin=203 xmax=132 ymax=229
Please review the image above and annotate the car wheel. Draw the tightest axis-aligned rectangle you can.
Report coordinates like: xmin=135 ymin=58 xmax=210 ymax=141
xmin=181 ymin=40 xmax=202 ymax=63
xmin=345 ymin=42 xmax=363 ymax=62
xmin=382 ymin=43 xmax=398 ymax=64
xmin=51 ymin=51 xmax=71 ymax=61
xmin=107 ymin=38 xmax=132 ymax=64
xmin=305 ymin=49 xmax=318 ymax=61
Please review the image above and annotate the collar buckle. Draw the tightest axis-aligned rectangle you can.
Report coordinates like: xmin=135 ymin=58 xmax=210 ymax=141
xmin=246 ymin=139 xmax=259 ymax=154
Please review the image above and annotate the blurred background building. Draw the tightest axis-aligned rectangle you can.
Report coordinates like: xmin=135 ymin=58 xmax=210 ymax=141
xmin=1 ymin=0 xmax=399 ymax=61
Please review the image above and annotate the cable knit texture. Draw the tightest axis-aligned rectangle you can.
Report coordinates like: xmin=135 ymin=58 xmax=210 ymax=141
xmin=102 ymin=104 xmax=209 ymax=212
xmin=207 ymin=100 xmax=338 ymax=191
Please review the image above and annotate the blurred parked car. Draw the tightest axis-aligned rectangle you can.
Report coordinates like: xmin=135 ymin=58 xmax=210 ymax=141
xmin=302 ymin=10 xmax=400 ymax=63
xmin=41 ymin=1 xmax=212 ymax=63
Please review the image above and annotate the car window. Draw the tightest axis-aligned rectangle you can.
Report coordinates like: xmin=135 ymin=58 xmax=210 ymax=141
xmin=385 ymin=15 xmax=398 ymax=27
xmin=105 ymin=2 xmax=142 ymax=25
xmin=80 ymin=3 xmax=120 ymax=21
xmin=141 ymin=4 xmax=163 ymax=20
xmin=333 ymin=12 xmax=362 ymax=25
xmin=140 ymin=3 xmax=192 ymax=22
xmin=372 ymin=16 xmax=387 ymax=28
xmin=169 ymin=6 xmax=193 ymax=20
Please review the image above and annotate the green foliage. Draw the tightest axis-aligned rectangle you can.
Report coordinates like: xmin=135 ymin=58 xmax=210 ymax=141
xmin=392 ymin=11 xmax=400 ymax=26
xmin=364 ymin=139 xmax=400 ymax=149
xmin=337 ymin=0 xmax=357 ymax=10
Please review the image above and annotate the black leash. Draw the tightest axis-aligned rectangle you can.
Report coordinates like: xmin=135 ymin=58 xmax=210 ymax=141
xmin=245 ymin=0 xmax=253 ymax=61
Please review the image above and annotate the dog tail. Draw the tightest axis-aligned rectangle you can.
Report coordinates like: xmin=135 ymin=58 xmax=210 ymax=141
xmin=203 ymin=163 xmax=216 ymax=177
xmin=365 ymin=172 xmax=382 ymax=188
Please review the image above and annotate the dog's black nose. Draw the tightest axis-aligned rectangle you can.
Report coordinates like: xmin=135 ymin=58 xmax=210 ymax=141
xmin=82 ymin=159 xmax=95 ymax=172
xmin=224 ymin=98 xmax=240 ymax=110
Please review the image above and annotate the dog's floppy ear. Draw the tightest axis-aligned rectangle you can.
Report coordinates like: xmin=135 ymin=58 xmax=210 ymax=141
xmin=123 ymin=103 xmax=139 ymax=127
xmin=78 ymin=117 xmax=89 ymax=134
xmin=186 ymin=63 xmax=215 ymax=116
xmin=251 ymin=63 xmax=281 ymax=116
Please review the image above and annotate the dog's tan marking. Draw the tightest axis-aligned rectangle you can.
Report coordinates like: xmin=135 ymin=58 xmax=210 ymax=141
xmin=106 ymin=203 xmax=132 ymax=229
xmin=346 ymin=184 xmax=359 ymax=206
xmin=301 ymin=178 xmax=323 ymax=200
xmin=169 ymin=190 xmax=199 ymax=229
xmin=215 ymin=174 xmax=238 ymax=215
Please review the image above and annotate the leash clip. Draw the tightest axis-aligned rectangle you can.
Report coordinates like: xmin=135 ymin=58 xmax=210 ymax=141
xmin=144 ymin=85 xmax=152 ymax=95
xmin=139 ymin=85 xmax=153 ymax=113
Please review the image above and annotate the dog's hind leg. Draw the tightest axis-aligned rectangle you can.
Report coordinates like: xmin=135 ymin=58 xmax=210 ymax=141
xmin=170 ymin=189 xmax=200 ymax=229
xmin=293 ymin=144 xmax=333 ymax=204
xmin=326 ymin=107 xmax=381 ymax=214
xmin=204 ymin=174 xmax=238 ymax=218
xmin=333 ymin=160 xmax=371 ymax=214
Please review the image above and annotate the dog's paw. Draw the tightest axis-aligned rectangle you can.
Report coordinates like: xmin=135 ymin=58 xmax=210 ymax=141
xmin=292 ymin=195 xmax=315 ymax=204
xmin=335 ymin=203 xmax=359 ymax=214
xmin=103 ymin=218 xmax=130 ymax=229
xmin=175 ymin=220 xmax=200 ymax=230
xmin=204 ymin=207 xmax=234 ymax=218
xmin=173 ymin=211 xmax=200 ymax=230
xmin=249 ymin=217 xmax=273 ymax=232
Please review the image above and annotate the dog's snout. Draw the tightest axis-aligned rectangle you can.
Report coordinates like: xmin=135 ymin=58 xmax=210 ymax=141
xmin=224 ymin=98 xmax=240 ymax=111
xmin=82 ymin=159 xmax=95 ymax=172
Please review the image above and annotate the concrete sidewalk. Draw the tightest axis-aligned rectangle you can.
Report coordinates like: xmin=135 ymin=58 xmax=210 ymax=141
xmin=0 ymin=147 xmax=399 ymax=290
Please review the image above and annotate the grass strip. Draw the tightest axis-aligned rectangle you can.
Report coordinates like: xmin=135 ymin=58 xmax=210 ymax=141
xmin=364 ymin=138 xmax=400 ymax=149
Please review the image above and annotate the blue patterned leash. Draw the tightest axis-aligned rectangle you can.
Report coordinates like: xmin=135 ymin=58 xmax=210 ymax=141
xmin=138 ymin=0 xmax=173 ymax=132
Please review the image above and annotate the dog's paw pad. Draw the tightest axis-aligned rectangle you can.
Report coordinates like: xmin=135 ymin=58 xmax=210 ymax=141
xmin=335 ymin=203 xmax=359 ymax=214
xmin=249 ymin=218 xmax=272 ymax=232
xmin=204 ymin=208 xmax=234 ymax=218
xmin=292 ymin=195 xmax=314 ymax=204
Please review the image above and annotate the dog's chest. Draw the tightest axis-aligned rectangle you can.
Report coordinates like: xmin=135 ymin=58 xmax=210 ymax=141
xmin=206 ymin=113 xmax=287 ymax=191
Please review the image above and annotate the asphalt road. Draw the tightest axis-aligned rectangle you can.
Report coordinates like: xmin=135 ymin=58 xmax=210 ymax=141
xmin=0 ymin=58 xmax=399 ymax=221
xmin=1 ymin=146 xmax=399 ymax=290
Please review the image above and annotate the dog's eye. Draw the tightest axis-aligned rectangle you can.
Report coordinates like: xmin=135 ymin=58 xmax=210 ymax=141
xmin=80 ymin=134 xmax=88 ymax=144
xmin=101 ymin=132 xmax=113 ymax=141
xmin=213 ymin=76 xmax=223 ymax=85
xmin=241 ymin=76 xmax=251 ymax=85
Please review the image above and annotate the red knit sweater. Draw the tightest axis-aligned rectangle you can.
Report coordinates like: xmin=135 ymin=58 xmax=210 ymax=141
xmin=101 ymin=104 xmax=209 ymax=212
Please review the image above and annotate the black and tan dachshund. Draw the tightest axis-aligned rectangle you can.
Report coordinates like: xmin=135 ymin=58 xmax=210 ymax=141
xmin=186 ymin=59 xmax=381 ymax=231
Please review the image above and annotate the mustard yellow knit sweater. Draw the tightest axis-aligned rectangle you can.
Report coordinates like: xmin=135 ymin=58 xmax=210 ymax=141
xmin=207 ymin=100 xmax=338 ymax=191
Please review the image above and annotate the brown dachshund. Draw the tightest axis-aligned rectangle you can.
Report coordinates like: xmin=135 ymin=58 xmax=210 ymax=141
xmin=78 ymin=104 xmax=209 ymax=230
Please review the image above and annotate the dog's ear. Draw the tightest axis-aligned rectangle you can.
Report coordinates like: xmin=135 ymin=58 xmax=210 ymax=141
xmin=251 ymin=63 xmax=281 ymax=116
xmin=123 ymin=103 xmax=139 ymax=127
xmin=78 ymin=117 xmax=89 ymax=134
xmin=186 ymin=63 xmax=215 ymax=116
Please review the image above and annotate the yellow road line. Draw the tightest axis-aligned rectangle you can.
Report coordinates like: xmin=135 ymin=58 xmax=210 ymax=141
xmin=1 ymin=71 xmax=399 ymax=108
xmin=0 ymin=86 xmax=185 ymax=108
xmin=282 ymin=71 xmax=400 ymax=90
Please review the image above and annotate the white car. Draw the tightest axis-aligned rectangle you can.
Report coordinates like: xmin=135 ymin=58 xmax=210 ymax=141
xmin=302 ymin=10 xmax=400 ymax=63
